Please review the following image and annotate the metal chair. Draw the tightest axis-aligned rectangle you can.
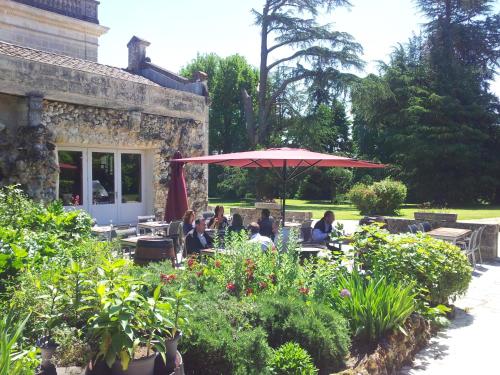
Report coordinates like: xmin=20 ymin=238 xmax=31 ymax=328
xmin=408 ymin=224 xmax=419 ymax=233
xmin=421 ymin=222 xmax=432 ymax=232
xmin=167 ymin=220 xmax=183 ymax=264
xmin=475 ymin=226 xmax=486 ymax=264
xmin=463 ymin=229 xmax=480 ymax=269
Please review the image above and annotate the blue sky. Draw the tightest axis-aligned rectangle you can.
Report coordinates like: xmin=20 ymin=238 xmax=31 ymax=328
xmin=98 ymin=0 xmax=499 ymax=96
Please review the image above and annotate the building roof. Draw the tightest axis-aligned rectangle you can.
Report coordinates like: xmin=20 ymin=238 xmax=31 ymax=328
xmin=0 ymin=41 xmax=161 ymax=87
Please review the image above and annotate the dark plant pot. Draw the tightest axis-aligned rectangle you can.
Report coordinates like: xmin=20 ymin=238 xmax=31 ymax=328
xmin=111 ymin=353 xmax=157 ymax=375
xmin=85 ymin=359 xmax=111 ymax=375
xmin=36 ymin=336 xmax=59 ymax=361
xmin=154 ymin=351 xmax=183 ymax=375
xmin=165 ymin=331 xmax=182 ymax=368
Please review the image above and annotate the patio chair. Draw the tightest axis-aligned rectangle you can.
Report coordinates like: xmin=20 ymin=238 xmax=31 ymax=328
xmin=463 ymin=228 xmax=480 ymax=269
xmin=167 ymin=220 xmax=183 ymax=257
xmin=421 ymin=222 xmax=432 ymax=232
xmin=408 ymin=224 xmax=419 ymax=233
xmin=475 ymin=225 xmax=486 ymax=264
xmin=300 ymin=220 xmax=313 ymax=242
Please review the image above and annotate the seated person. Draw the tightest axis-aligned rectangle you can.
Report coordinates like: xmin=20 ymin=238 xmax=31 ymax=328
xmin=182 ymin=209 xmax=195 ymax=235
xmin=248 ymin=222 xmax=274 ymax=251
xmin=312 ymin=211 xmax=335 ymax=242
xmin=185 ymin=217 xmax=213 ymax=254
xmin=227 ymin=213 xmax=245 ymax=234
xmin=208 ymin=205 xmax=229 ymax=230
xmin=258 ymin=209 xmax=274 ymax=238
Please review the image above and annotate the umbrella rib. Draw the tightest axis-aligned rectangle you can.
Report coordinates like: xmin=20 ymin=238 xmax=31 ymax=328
xmin=287 ymin=160 xmax=322 ymax=181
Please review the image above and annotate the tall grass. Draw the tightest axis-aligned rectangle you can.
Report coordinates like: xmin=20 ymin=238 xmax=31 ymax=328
xmin=331 ymin=272 xmax=416 ymax=342
xmin=0 ymin=313 xmax=32 ymax=375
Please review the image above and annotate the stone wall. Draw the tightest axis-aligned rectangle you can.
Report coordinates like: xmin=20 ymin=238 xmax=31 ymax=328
xmin=385 ymin=217 xmax=499 ymax=260
xmin=0 ymin=97 xmax=208 ymax=217
xmin=229 ymin=207 xmax=312 ymax=226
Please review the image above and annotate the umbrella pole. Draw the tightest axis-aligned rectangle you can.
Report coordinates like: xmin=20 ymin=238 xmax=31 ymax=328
xmin=282 ymin=160 xmax=287 ymax=226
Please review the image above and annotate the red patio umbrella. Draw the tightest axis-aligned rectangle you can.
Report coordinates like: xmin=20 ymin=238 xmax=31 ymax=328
xmin=164 ymin=151 xmax=189 ymax=222
xmin=172 ymin=148 xmax=385 ymax=223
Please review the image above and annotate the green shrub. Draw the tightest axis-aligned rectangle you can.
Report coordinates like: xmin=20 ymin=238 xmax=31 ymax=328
xmin=181 ymin=296 xmax=272 ymax=375
xmin=354 ymin=226 xmax=472 ymax=305
xmin=348 ymin=183 xmax=378 ymax=214
xmin=256 ymin=295 xmax=349 ymax=373
xmin=0 ymin=186 xmax=93 ymax=286
xmin=348 ymin=179 xmax=407 ymax=215
xmin=372 ymin=179 xmax=407 ymax=214
xmin=269 ymin=342 xmax=317 ymax=375
xmin=330 ymin=271 xmax=416 ymax=342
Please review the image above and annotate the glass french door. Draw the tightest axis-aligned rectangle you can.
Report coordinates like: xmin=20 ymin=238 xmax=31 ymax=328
xmin=58 ymin=147 xmax=146 ymax=225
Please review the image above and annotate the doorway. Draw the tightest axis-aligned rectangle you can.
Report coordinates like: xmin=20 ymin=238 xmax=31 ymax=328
xmin=57 ymin=147 xmax=147 ymax=225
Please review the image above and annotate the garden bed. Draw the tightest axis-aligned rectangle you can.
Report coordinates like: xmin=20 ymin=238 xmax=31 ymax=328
xmin=0 ymin=186 xmax=473 ymax=375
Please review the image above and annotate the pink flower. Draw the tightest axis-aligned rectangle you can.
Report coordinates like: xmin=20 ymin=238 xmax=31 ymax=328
xmin=340 ymin=288 xmax=351 ymax=299
xmin=258 ymin=281 xmax=267 ymax=290
xmin=196 ymin=271 xmax=203 ymax=278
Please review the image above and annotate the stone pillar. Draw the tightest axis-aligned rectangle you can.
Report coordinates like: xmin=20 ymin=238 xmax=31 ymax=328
xmin=28 ymin=92 xmax=44 ymax=127
xmin=127 ymin=36 xmax=150 ymax=73
xmin=13 ymin=93 xmax=58 ymax=202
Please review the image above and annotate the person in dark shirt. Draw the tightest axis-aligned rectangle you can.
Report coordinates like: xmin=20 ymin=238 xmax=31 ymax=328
xmin=182 ymin=210 xmax=195 ymax=235
xmin=227 ymin=213 xmax=245 ymax=234
xmin=258 ymin=209 xmax=274 ymax=238
xmin=185 ymin=217 xmax=213 ymax=254
xmin=312 ymin=211 xmax=335 ymax=242
xmin=208 ymin=205 xmax=228 ymax=230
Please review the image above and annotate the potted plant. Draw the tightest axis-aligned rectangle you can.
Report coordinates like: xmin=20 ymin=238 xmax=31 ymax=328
xmin=37 ymin=283 xmax=63 ymax=361
xmin=164 ymin=288 xmax=191 ymax=364
xmin=87 ymin=279 xmax=171 ymax=375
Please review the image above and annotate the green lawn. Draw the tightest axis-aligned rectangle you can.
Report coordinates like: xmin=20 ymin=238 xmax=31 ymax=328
xmin=209 ymin=198 xmax=500 ymax=221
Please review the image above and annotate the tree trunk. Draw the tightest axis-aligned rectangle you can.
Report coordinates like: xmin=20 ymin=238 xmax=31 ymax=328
xmin=242 ymin=88 xmax=255 ymax=147
xmin=257 ymin=2 xmax=270 ymax=146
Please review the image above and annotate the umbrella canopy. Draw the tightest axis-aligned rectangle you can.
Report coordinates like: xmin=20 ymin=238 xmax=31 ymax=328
xmin=164 ymin=151 xmax=189 ymax=223
xmin=172 ymin=148 xmax=384 ymax=223
xmin=173 ymin=148 xmax=382 ymax=169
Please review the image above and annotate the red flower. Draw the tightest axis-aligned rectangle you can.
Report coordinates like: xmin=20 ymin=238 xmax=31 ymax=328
xmin=268 ymin=274 xmax=277 ymax=284
xmin=245 ymin=287 xmax=253 ymax=296
xmin=245 ymin=258 xmax=254 ymax=266
xmin=187 ymin=256 xmax=196 ymax=270
xmin=196 ymin=271 xmax=203 ymax=278
xmin=160 ymin=273 xmax=176 ymax=284
xmin=226 ymin=282 xmax=236 ymax=293
xmin=299 ymin=287 xmax=310 ymax=295
xmin=258 ymin=281 xmax=267 ymax=290
xmin=246 ymin=273 xmax=254 ymax=282
xmin=214 ymin=260 xmax=221 ymax=268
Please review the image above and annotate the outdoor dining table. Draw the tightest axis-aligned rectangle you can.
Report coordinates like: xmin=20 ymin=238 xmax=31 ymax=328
xmin=427 ymin=227 xmax=471 ymax=245
xmin=137 ymin=221 xmax=170 ymax=235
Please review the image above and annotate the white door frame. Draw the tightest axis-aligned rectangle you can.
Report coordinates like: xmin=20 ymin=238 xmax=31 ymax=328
xmin=57 ymin=146 xmax=147 ymax=225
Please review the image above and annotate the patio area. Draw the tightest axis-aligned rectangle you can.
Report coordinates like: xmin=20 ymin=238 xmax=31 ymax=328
xmin=400 ymin=260 xmax=500 ymax=374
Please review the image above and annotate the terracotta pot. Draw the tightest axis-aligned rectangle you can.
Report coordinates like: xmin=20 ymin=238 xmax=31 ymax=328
xmin=111 ymin=353 xmax=157 ymax=375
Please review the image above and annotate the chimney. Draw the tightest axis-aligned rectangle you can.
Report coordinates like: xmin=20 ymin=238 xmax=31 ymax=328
xmin=127 ymin=36 xmax=151 ymax=73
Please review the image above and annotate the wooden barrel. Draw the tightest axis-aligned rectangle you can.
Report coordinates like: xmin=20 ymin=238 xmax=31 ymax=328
xmin=135 ymin=237 xmax=175 ymax=266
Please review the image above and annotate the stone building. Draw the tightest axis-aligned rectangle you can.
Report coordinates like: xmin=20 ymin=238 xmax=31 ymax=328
xmin=0 ymin=0 xmax=209 ymax=224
